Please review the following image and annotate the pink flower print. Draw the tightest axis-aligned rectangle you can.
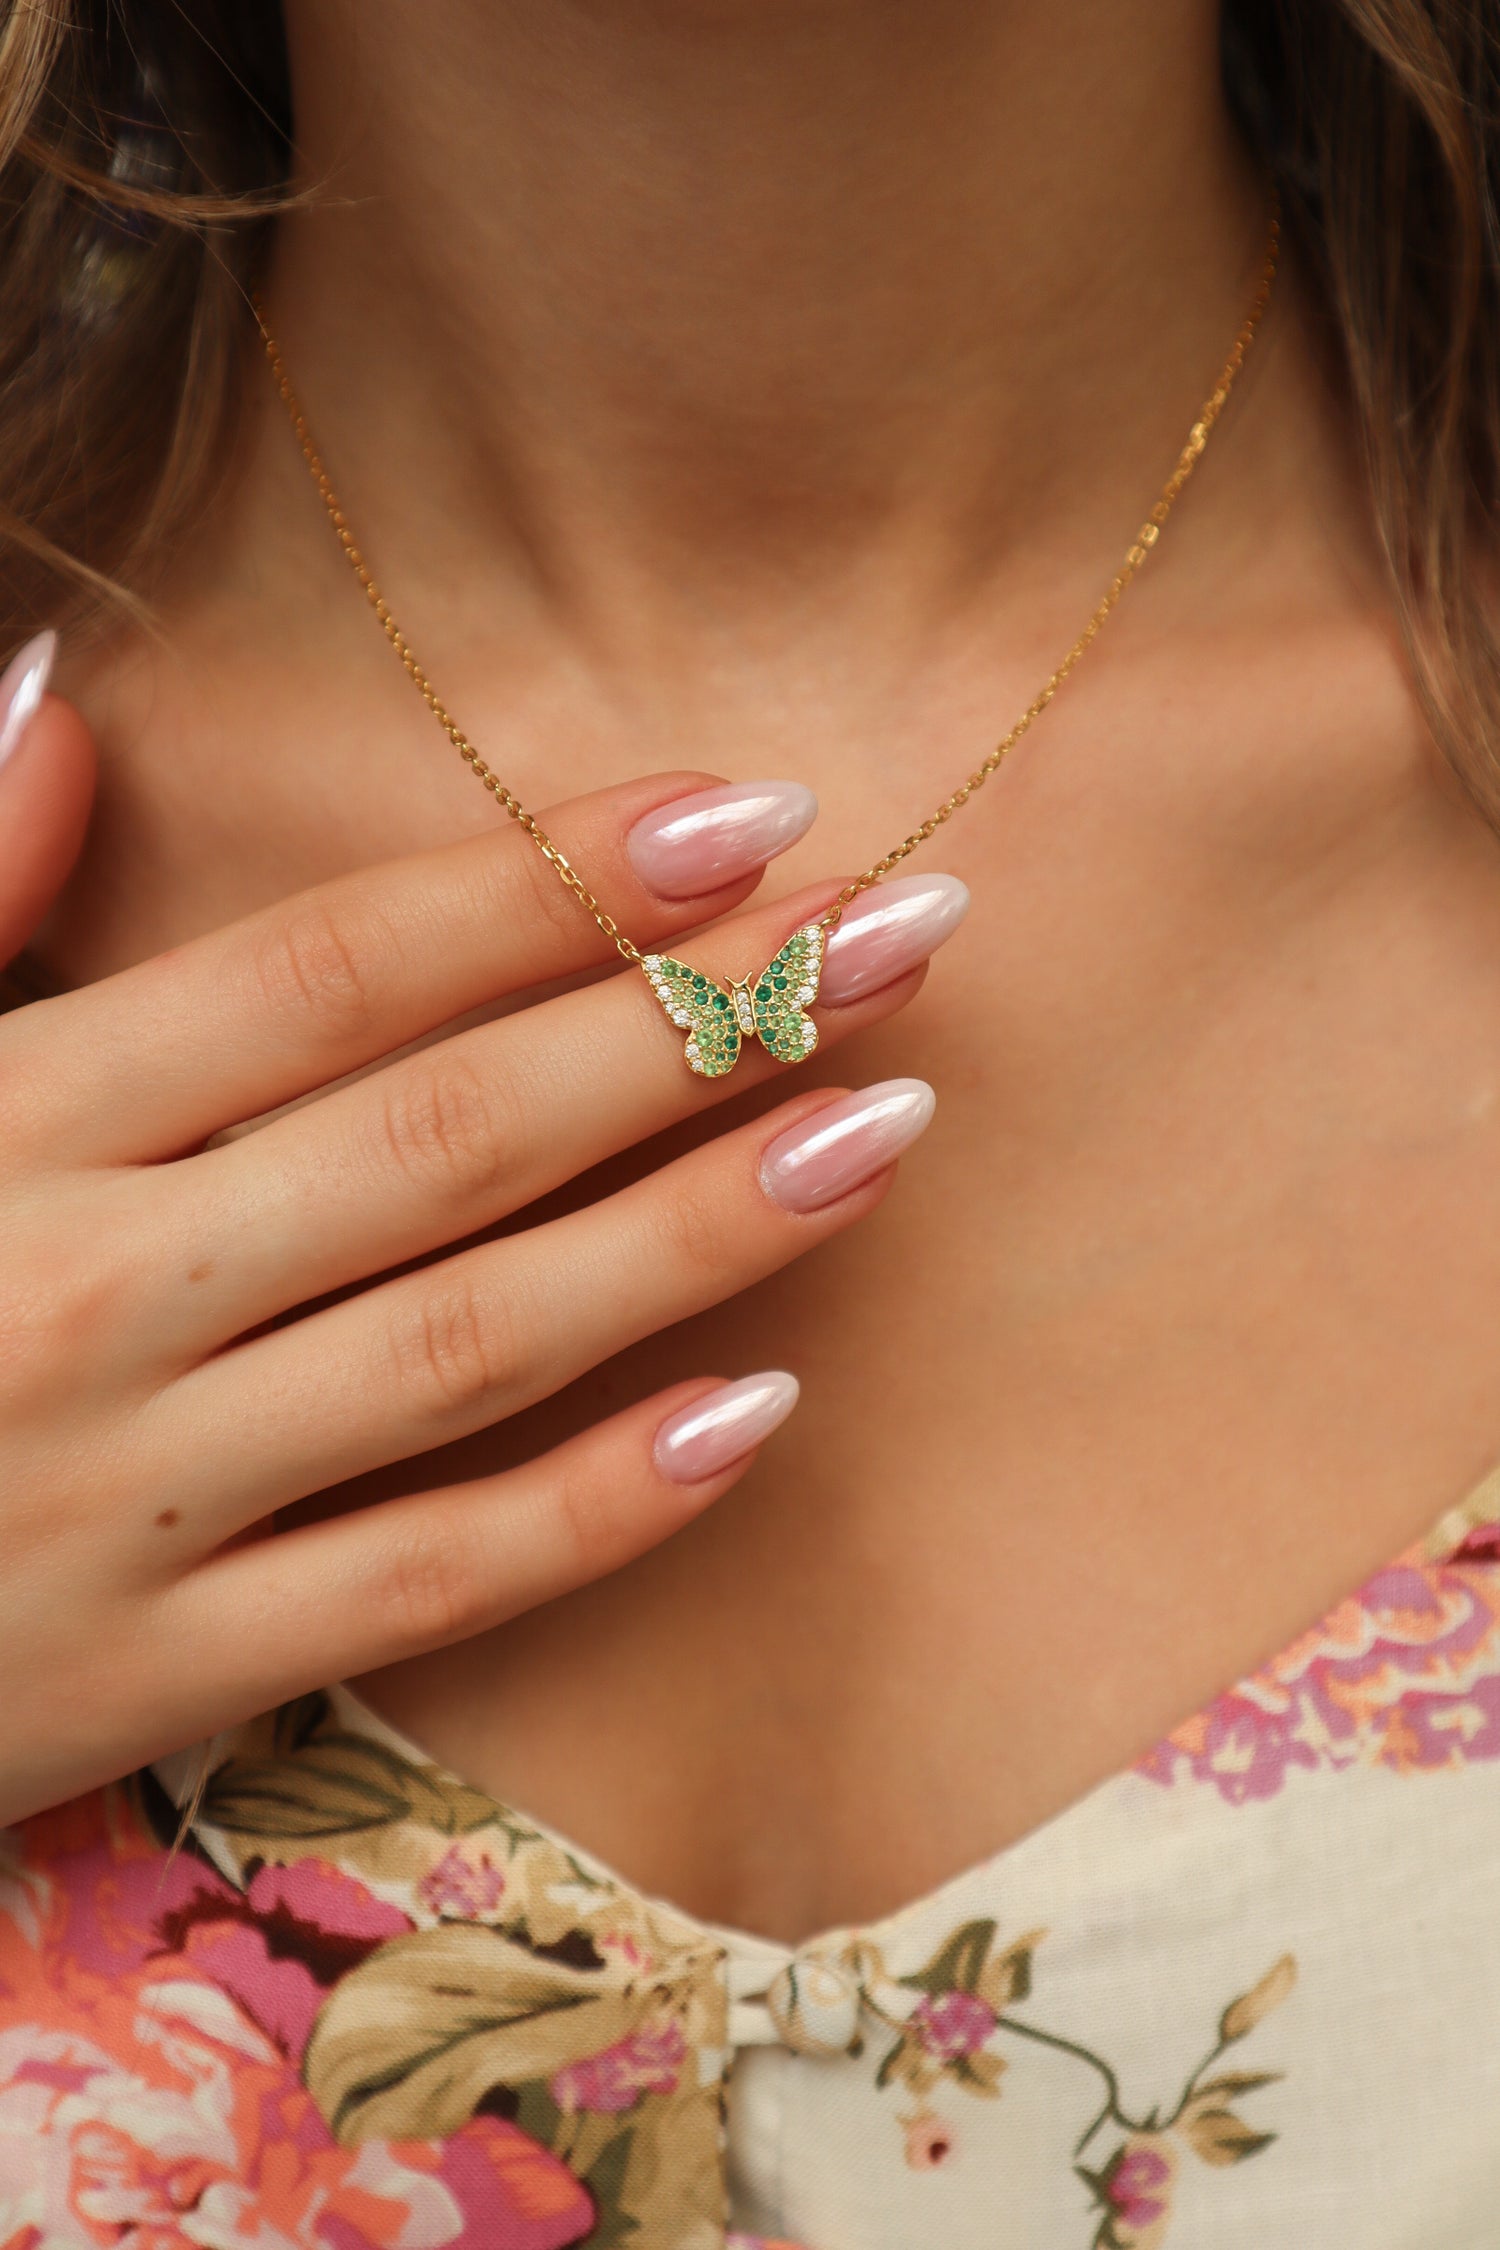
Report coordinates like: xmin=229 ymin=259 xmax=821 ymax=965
xmin=1137 ymin=1523 xmax=1500 ymax=1803
xmin=0 ymin=1978 xmax=594 ymax=2249
xmin=1109 ymin=2142 xmax=1172 ymax=2223
xmin=246 ymin=1856 xmax=415 ymax=1948
xmin=417 ymin=2113 xmax=599 ymax=2248
xmin=911 ymin=1989 xmax=996 ymax=2061
xmin=0 ymin=1998 xmax=593 ymax=2241
xmin=167 ymin=1856 xmax=413 ymax=2062
xmin=1096 ymin=2135 xmax=1179 ymax=2249
xmin=0 ymin=1805 xmax=594 ymax=2250
xmin=8 ymin=1801 xmax=239 ymax=1988
xmin=418 ymin=1842 xmax=507 ymax=1919
xmin=551 ymin=2019 xmax=687 ymax=2115
xmin=902 ymin=2109 xmax=958 ymax=2168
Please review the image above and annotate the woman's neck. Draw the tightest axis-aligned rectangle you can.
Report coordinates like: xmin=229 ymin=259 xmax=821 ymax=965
xmin=264 ymin=0 xmax=1266 ymax=635
xmin=65 ymin=0 xmax=1357 ymax=989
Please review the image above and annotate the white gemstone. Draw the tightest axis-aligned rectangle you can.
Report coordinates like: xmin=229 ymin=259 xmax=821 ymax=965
xmin=796 ymin=985 xmax=814 ymax=1005
xmin=685 ymin=1042 xmax=700 ymax=1060
xmin=672 ymin=1009 xmax=691 ymax=1028
xmin=690 ymin=1057 xmax=705 ymax=1073
xmin=644 ymin=956 xmax=661 ymax=971
xmin=802 ymin=1023 xmax=817 ymax=1046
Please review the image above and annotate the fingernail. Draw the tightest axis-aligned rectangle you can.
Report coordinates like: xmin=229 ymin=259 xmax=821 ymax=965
xmin=760 ymin=1077 xmax=936 ymax=1213
xmin=654 ymin=1369 xmax=801 ymax=1482
xmin=0 ymin=631 xmax=55 ymax=770
xmin=819 ymin=873 xmax=970 ymax=1006
xmin=627 ymin=780 xmax=818 ymax=898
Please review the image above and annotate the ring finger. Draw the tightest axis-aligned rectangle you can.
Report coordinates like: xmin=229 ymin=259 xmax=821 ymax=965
xmin=148 ymin=1075 xmax=937 ymax=1533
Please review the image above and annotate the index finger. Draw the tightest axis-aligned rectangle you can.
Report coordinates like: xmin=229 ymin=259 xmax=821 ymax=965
xmin=5 ymin=770 xmax=811 ymax=1164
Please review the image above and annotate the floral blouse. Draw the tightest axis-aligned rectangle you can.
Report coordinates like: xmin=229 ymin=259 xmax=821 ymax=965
xmin=5 ymin=1471 xmax=1500 ymax=2250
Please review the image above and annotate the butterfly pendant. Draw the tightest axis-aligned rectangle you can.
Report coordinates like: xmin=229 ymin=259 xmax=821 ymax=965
xmin=641 ymin=923 xmax=825 ymax=1076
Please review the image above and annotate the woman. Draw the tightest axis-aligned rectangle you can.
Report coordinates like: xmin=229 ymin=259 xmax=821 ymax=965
xmin=2 ymin=1 xmax=1498 ymax=2242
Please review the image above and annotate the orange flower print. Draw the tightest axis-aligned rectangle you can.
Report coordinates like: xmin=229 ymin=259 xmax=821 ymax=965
xmin=0 ymin=1798 xmax=595 ymax=2248
xmin=901 ymin=2108 xmax=959 ymax=2168
xmin=0 ymin=1987 xmax=591 ymax=2248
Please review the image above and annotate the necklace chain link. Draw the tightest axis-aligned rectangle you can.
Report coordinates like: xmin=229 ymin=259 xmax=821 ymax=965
xmin=255 ymin=200 xmax=1278 ymax=966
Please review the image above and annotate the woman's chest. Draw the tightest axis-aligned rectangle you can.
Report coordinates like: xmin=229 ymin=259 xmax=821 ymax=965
xmin=364 ymin=805 xmax=1500 ymax=1936
xmin=52 ymin=637 xmax=1500 ymax=1935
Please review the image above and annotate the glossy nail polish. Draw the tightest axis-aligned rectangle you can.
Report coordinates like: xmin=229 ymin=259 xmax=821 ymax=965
xmin=819 ymin=872 xmax=970 ymax=1006
xmin=760 ymin=1078 xmax=937 ymax=1213
xmin=628 ymin=780 xmax=818 ymax=899
xmin=0 ymin=631 xmax=55 ymax=771
xmin=654 ymin=1370 xmax=801 ymax=1482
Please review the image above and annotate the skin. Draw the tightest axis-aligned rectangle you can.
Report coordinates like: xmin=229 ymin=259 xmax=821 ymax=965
xmin=0 ymin=733 xmax=934 ymax=1828
xmin=21 ymin=0 xmax=1500 ymax=1941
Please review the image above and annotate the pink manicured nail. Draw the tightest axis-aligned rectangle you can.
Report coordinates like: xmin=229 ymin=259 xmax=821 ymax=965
xmin=760 ymin=1078 xmax=936 ymax=1213
xmin=654 ymin=1370 xmax=801 ymax=1482
xmin=0 ymin=631 xmax=55 ymax=770
xmin=819 ymin=873 xmax=970 ymax=1006
xmin=627 ymin=780 xmax=818 ymax=898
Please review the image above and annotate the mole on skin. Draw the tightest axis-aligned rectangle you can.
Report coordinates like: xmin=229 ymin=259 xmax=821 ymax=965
xmin=154 ymin=1509 xmax=180 ymax=1529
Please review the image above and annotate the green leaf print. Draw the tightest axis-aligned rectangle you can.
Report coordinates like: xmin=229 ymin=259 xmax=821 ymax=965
xmin=901 ymin=1917 xmax=998 ymax=1998
xmin=580 ymin=2128 xmax=640 ymax=2248
xmin=304 ymin=1922 xmax=633 ymax=2143
xmin=203 ymin=1729 xmax=496 ymax=1841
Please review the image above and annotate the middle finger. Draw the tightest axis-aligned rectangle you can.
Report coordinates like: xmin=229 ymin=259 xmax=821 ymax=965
xmin=170 ymin=871 xmax=968 ymax=1348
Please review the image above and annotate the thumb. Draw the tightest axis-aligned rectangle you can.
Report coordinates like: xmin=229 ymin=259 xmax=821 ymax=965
xmin=0 ymin=633 xmax=96 ymax=969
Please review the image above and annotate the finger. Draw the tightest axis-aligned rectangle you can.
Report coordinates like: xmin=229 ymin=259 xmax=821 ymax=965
xmin=150 ymin=1375 xmax=799 ymax=1737
xmin=173 ymin=873 xmax=965 ymax=1343
xmin=0 ymin=641 xmax=95 ymax=967
xmin=153 ymin=1078 xmax=934 ymax=1528
xmin=6 ymin=771 xmax=817 ymax=1164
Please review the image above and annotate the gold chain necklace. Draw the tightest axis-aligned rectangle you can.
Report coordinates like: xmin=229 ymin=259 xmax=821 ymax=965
xmin=254 ymin=202 xmax=1278 ymax=1078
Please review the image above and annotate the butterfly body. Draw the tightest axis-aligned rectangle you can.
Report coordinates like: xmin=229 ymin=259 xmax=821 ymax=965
xmin=642 ymin=923 xmax=825 ymax=1076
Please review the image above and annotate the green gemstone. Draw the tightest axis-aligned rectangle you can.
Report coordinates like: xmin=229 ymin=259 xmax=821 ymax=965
xmin=774 ymin=975 xmax=788 ymax=989
xmin=713 ymin=992 xmax=728 ymax=1009
xmin=692 ymin=975 xmax=706 ymax=989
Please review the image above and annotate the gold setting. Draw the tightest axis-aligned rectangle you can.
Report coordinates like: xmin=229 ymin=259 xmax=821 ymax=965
xmin=644 ymin=923 xmax=825 ymax=1078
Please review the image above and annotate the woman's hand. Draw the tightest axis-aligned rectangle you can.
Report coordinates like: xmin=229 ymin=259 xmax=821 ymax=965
xmin=0 ymin=651 xmax=966 ymax=1828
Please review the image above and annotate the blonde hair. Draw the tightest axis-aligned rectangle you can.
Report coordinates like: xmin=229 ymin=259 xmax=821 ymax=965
xmin=3 ymin=1 xmax=1500 ymax=811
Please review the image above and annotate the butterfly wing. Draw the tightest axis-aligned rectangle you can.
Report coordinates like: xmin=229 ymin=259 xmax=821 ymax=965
xmin=749 ymin=922 xmax=825 ymax=1064
xmin=641 ymin=954 xmax=743 ymax=1076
